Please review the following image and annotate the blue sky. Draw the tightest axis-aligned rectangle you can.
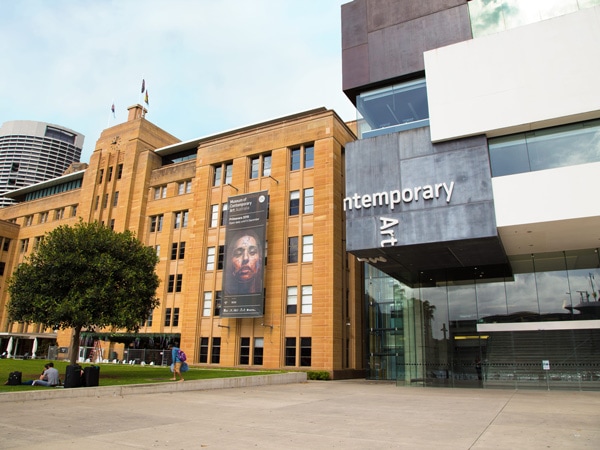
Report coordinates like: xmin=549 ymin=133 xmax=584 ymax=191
xmin=0 ymin=0 xmax=355 ymax=162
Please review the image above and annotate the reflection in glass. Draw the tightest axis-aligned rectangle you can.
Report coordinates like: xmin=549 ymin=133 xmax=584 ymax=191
xmin=356 ymin=78 xmax=429 ymax=139
xmin=489 ymin=119 xmax=600 ymax=177
xmin=365 ymin=248 xmax=600 ymax=390
xmin=468 ymin=0 xmax=598 ymax=38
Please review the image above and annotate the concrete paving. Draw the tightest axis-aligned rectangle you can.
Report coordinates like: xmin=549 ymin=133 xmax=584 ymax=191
xmin=0 ymin=377 xmax=599 ymax=449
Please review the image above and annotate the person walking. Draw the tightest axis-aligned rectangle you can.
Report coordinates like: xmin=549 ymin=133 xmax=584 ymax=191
xmin=170 ymin=342 xmax=184 ymax=382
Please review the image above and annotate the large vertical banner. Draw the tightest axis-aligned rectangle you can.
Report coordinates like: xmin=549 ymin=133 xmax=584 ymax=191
xmin=221 ymin=190 xmax=269 ymax=318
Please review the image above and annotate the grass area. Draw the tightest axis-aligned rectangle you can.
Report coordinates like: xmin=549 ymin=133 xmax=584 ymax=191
xmin=0 ymin=359 xmax=282 ymax=392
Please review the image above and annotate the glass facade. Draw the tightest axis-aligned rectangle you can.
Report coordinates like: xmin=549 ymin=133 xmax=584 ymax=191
xmin=366 ymin=248 xmax=600 ymax=390
xmin=468 ymin=0 xmax=600 ymax=38
xmin=489 ymin=119 xmax=600 ymax=177
xmin=356 ymin=78 xmax=429 ymax=139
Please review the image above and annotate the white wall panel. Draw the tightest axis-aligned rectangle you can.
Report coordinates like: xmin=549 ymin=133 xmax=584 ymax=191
xmin=425 ymin=6 xmax=600 ymax=142
xmin=492 ymin=162 xmax=600 ymax=227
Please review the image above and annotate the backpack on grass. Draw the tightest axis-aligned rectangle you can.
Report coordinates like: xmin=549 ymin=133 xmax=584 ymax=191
xmin=7 ymin=371 xmax=22 ymax=385
xmin=177 ymin=349 xmax=187 ymax=362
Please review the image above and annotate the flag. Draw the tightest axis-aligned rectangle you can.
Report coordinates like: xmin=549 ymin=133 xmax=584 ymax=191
xmin=141 ymin=79 xmax=145 ymax=93
xmin=111 ymin=103 xmax=115 ymax=117
xmin=144 ymin=90 xmax=149 ymax=105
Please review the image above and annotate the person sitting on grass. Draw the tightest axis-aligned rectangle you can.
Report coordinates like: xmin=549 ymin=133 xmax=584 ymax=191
xmin=31 ymin=362 xmax=60 ymax=387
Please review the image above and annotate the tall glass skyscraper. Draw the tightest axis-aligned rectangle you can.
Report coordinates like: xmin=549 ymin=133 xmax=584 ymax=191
xmin=0 ymin=120 xmax=84 ymax=207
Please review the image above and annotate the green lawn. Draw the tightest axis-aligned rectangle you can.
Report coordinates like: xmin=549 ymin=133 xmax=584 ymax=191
xmin=1 ymin=359 xmax=282 ymax=392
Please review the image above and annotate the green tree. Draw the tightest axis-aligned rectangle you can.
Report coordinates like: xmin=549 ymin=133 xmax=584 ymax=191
xmin=7 ymin=221 xmax=160 ymax=365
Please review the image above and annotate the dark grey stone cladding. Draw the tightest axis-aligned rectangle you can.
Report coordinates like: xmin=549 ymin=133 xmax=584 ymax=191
xmin=344 ymin=127 xmax=508 ymax=279
xmin=342 ymin=0 xmax=472 ymax=97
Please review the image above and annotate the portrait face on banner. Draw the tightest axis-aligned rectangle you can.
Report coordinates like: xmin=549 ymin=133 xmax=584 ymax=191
xmin=225 ymin=229 xmax=263 ymax=295
xmin=221 ymin=191 xmax=269 ymax=318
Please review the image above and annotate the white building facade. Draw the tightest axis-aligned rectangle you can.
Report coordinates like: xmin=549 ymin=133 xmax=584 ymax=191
xmin=342 ymin=0 xmax=600 ymax=389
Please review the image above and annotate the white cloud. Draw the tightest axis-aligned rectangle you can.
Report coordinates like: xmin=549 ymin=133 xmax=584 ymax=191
xmin=0 ymin=0 xmax=355 ymax=162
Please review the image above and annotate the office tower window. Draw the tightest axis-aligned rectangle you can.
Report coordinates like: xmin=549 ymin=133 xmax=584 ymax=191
xmin=302 ymin=235 xmax=313 ymax=262
xmin=303 ymin=188 xmax=314 ymax=214
xmin=289 ymin=190 xmax=300 ymax=216
xmin=164 ymin=308 xmax=172 ymax=326
xmin=203 ymin=292 xmax=212 ymax=316
xmin=301 ymin=285 xmax=313 ymax=314
xmin=287 ymin=287 xmax=298 ymax=314
xmin=210 ymin=205 xmax=219 ymax=227
xmin=206 ymin=247 xmax=216 ymax=270
xmin=300 ymin=337 xmax=312 ymax=367
xmin=285 ymin=337 xmax=296 ymax=366
xmin=288 ymin=237 xmax=298 ymax=263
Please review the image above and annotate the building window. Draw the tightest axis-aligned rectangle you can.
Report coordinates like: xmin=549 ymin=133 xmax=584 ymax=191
xmin=250 ymin=157 xmax=260 ymax=179
xmin=146 ymin=311 xmax=153 ymax=327
xmin=168 ymin=275 xmax=175 ymax=293
xmin=303 ymin=188 xmax=314 ymax=214
xmin=154 ymin=185 xmax=167 ymax=200
xmin=300 ymin=337 xmax=312 ymax=367
xmin=240 ymin=337 xmax=250 ymax=365
xmin=175 ymin=274 xmax=182 ymax=292
xmin=301 ymin=285 xmax=313 ymax=314
xmin=288 ymin=237 xmax=298 ymax=263
xmin=250 ymin=153 xmax=272 ymax=179
xmin=107 ymin=166 xmax=113 ymax=182
xmin=254 ymin=338 xmax=264 ymax=365
xmin=117 ymin=164 xmax=123 ymax=179
xmin=174 ymin=210 xmax=188 ymax=229
xmin=286 ymin=287 xmax=298 ymax=314
xmin=218 ymin=245 xmax=225 ymax=270
xmin=3 ymin=239 xmax=10 ymax=252
xmin=173 ymin=307 xmax=180 ymax=327
xmin=11 ymin=162 xmax=19 ymax=172
xmin=103 ymin=193 xmax=109 ymax=208
xmin=489 ymin=119 xmax=600 ymax=177
xmin=291 ymin=143 xmax=314 ymax=170
xmin=203 ymin=292 xmax=212 ymax=316
xmin=71 ymin=205 xmax=78 ymax=217
xmin=213 ymin=165 xmax=222 ymax=187
xmin=214 ymin=291 xmax=222 ymax=316
xmin=95 ymin=196 xmax=99 ymax=210
xmin=0 ymin=261 xmax=4 ymax=276
xmin=150 ymin=215 xmax=164 ymax=233
xmin=113 ymin=191 xmax=119 ymax=207
xmin=24 ymin=215 xmax=33 ymax=226
xmin=98 ymin=169 xmax=104 ymax=184
xmin=220 ymin=203 xmax=228 ymax=226
xmin=164 ymin=308 xmax=172 ymax=326
xmin=206 ymin=247 xmax=216 ymax=270
xmin=20 ymin=239 xmax=29 ymax=253
xmin=155 ymin=245 xmax=160 ymax=257
xmin=357 ymin=78 xmax=429 ymax=139
xmin=109 ymin=219 xmax=115 ymax=230
xmin=212 ymin=337 xmax=221 ymax=363
xmin=290 ymin=148 xmax=301 ymax=171
xmin=285 ymin=337 xmax=296 ymax=366
xmin=178 ymin=180 xmax=192 ymax=195
xmin=39 ymin=211 xmax=48 ymax=224
xmin=304 ymin=144 xmax=314 ymax=169
xmin=213 ymin=162 xmax=233 ymax=186
xmin=210 ymin=205 xmax=219 ymax=228
xmin=33 ymin=236 xmax=44 ymax=250
xmin=302 ymin=235 xmax=313 ymax=262
xmin=171 ymin=242 xmax=186 ymax=260
xmin=199 ymin=337 xmax=209 ymax=363
xmin=289 ymin=190 xmax=300 ymax=216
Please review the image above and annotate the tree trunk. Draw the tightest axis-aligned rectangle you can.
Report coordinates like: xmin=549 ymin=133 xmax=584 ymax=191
xmin=69 ymin=326 xmax=82 ymax=366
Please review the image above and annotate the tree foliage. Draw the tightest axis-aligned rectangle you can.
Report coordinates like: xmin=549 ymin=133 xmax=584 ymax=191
xmin=7 ymin=221 xmax=160 ymax=364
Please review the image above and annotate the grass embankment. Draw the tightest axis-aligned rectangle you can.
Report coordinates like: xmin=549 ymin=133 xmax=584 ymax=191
xmin=0 ymin=359 xmax=282 ymax=392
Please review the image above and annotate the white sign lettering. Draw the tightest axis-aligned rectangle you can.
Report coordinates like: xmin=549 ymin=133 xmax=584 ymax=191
xmin=343 ymin=181 xmax=455 ymax=211
xmin=380 ymin=217 xmax=398 ymax=247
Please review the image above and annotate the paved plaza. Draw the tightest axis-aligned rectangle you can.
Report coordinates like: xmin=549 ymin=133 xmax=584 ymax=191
xmin=1 ymin=378 xmax=599 ymax=449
